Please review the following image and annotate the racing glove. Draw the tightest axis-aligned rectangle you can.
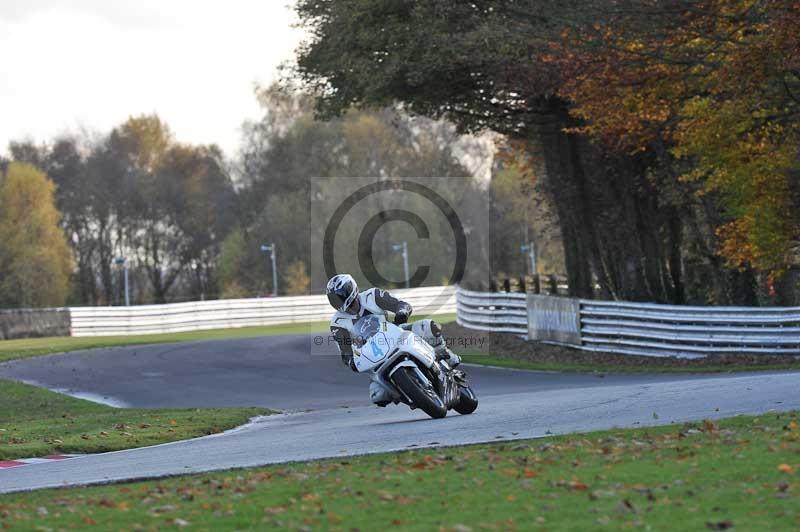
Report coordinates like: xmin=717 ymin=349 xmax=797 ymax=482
xmin=393 ymin=305 xmax=411 ymax=325
xmin=342 ymin=352 xmax=358 ymax=372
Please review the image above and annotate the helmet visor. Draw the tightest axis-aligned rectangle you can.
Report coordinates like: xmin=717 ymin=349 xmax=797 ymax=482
xmin=327 ymin=291 xmax=347 ymax=311
xmin=327 ymin=279 xmax=357 ymax=312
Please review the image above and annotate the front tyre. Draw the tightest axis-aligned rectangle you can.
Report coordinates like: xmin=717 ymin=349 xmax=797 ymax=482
xmin=393 ymin=367 xmax=447 ymax=419
xmin=453 ymin=385 xmax=478 ymax=415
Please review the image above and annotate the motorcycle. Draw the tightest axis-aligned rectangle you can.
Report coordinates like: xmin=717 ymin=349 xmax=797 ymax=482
xmin=351 ymin=314 xmax=478 ymax=419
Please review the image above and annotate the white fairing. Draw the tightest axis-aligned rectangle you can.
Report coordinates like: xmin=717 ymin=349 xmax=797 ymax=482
xmin=354 ymin=331 xmax=391 ymax=370
xmin=352 ymin=319 xmax=435 ymax=373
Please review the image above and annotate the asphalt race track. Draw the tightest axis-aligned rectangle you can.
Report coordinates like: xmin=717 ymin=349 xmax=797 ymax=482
xmin=0 ymin=334 xmax=750 ymax=410
xmin=1 ymin=334 xmax=799 ymax=493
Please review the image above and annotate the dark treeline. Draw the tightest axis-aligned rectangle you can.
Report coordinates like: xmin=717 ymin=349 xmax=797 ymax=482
xmin=291 ymin=0 xmax=800 ymax=306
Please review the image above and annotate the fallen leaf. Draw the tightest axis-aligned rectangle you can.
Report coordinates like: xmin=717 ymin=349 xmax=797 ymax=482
xmin=706 ymin=520 xmax=733 ymax=530
xmin=778 ymin=464 xmax=794 ymax=474
xmin=569 ymin=480 xmax=589 ymax=491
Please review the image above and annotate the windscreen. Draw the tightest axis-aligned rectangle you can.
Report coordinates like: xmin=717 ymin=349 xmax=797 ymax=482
xmin=352 ymin=314 xmax=383 ymax=347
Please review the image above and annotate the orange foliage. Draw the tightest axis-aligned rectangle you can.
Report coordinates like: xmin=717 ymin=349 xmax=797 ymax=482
xmin=546 ymin=0 xmax=800 ymax=272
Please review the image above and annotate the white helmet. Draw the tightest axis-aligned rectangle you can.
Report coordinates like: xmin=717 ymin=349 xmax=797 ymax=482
xmin=326 ymin=274 xmax=359 ymax=313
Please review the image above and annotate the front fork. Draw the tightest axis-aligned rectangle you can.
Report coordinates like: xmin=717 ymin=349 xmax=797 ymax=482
xmin=430 ymin=360 xmax=461 ymax=409
xmin=378 ymin=357 xmax=466 ymax=409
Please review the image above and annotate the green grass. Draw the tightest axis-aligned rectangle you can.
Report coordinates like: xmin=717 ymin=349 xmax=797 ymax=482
xmin=1 ymin=412 xmax=797 ymax=530
xmin=0 ymin=321 xmax=332 ymax=364
xmin=0 ymin=379 xmax=268 ymax=460
xmin=461 ymin=353 xmax=800 ymax=374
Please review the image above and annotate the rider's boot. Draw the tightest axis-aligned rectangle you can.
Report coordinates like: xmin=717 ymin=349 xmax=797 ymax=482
xmin=369 ymin=375 xmax=392 ymax=407
xmin=405 ymin=318 xmax=461 ymax=368
xmin=433 ymin=336 xmax=461 ymax=368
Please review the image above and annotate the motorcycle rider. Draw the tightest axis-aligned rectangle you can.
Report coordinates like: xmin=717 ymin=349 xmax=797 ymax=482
xmin=326 ymin=273 xmax=461 ymax=406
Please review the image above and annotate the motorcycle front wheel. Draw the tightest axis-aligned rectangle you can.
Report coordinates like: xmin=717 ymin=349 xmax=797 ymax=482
xmin=453 ymin=385 xmax=478 ymax=415
xmin=393 ymin=367 xmax=447 ymax=419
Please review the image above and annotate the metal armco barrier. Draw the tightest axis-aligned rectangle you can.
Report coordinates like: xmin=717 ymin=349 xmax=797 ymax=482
xmin=455 ymin=287 xmax=800 ymax=358
xmin=455 ymin=287 xmax=528 ymax=335
xmin=580 ymin=299 xmax=800 ymax=358
xmin=69 ymin=286 xmax=456 ymax=337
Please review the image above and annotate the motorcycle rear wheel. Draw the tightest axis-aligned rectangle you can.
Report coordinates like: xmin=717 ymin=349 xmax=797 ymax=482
xmin=393 ymin=367 xmax=447 ymax=419
xmin=453 ymin=385 xmax=478 ymax=415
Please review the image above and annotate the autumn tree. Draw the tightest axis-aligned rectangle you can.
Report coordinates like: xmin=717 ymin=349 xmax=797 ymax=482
xmin=228 ymin=86 xmax=479 ymax=295
xmin=9 ymin=115 xmax=237 ymax=304
xmin=283 ymin=259 xmax=312 ymax=295
xmin=0 ymin=163 xmax=72 ymax=307
xmin=293 ymin=0 xmax=799 ymax=304
xmin=491 ymin=144 xmax=565 ymax=278
xmin=292 ymin=0 xmax=701 ymax=302
xmin=549 ymin=0 xmax=800 ymax=298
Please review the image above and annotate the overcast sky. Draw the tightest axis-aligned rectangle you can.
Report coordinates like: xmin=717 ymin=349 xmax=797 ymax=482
xmin=0 ymin=1 xmax=303 ymax=158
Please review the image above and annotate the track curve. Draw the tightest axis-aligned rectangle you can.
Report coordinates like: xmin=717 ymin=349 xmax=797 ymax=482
xmin=1 ymin=334 xmax=798 ymax=493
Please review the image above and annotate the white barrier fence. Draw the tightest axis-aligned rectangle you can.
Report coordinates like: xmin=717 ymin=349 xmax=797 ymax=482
xmin=70 ymin=286 xmax=457 ymax=337
xmin=455 ymin=286 xmax=800 ymax=358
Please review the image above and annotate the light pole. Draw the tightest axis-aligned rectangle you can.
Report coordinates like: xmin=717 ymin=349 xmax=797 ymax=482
xmin=260 ymin=243 xmax=278 ymax=297
xmin=191 ymin=261 xmax=205 ymax=301
xmin=520 ymin=241 xmax=537 ymax=277
xmin=114 ymin=256 xmax=129 ymax=306
xmin=392 ymin=241 xmax=410 ymax=289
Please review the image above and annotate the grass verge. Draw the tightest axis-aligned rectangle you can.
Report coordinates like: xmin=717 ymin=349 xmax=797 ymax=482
xmin=461 ymin=353 xmax=800 ymax=374
xmin=0 ymin=379 xmax=268 ymax=460
xmin=1 ymin=411 xmax=797 ymax=530
xmin=445 ymin=322 xmax=800 ymax=374
xmin=0 ymin=321 xmax=331 ymax=365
